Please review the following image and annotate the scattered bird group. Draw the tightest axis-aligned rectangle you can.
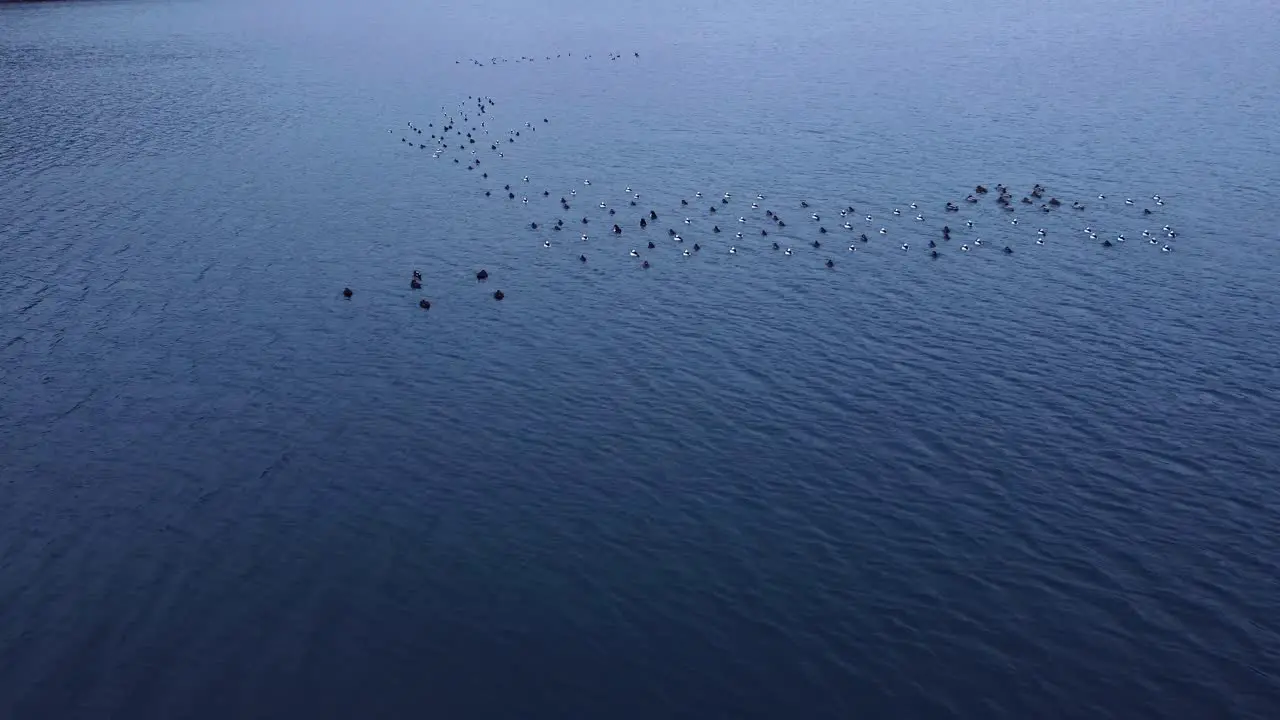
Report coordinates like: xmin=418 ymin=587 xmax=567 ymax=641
xmin=354 ymin=58 xmax=1182 ymax=309
xmin=456 ymin=50 xmax=640 ymax=67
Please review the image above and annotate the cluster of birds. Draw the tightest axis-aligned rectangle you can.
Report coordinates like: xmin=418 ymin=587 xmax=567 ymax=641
xmin=342 ymin=267 xmax=503 ymax=304
xmin=367 ymin=95 xmax=537 ymax=305
xmin=359 ymin=63 xmax=1181 ymax=309
xmin=457 ymin=51 xmax=639 ymax=67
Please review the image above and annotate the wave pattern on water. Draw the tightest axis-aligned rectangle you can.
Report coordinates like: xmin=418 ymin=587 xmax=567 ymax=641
xmin=3 ymin=0 xmax=1280 ymax=718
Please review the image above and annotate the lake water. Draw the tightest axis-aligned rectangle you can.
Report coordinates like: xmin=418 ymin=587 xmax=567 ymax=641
xmin=2 ymin=0 xmax=1279 ymax=717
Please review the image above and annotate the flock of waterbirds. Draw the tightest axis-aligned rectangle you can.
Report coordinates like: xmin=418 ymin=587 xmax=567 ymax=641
xmin=350 ymin=50 xmax=1181 ymax=308
xmin=457 ymin=51 xmax=640 ymax=67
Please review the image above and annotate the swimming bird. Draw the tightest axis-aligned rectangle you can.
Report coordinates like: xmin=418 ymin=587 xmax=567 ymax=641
xmin=580 ymin=254 xmax=587 ymax=262
xmin=543 ymin=240 xmax=551 ymax=248
xmin=826 ymin=259 xmax=834 ymax=268
xmin=784 ymin=248 xmax=792 ymax=255
xmin=729 ymin=246 xmax=737 ymax=254
xmin=648 ymin=241 xmax=655 ymax=249
xmin=476 ymin=269 xmax=489 ymax=280
xmin=342 ymin=287 xmax=353 ymax=297
xmin=961 ymin=244 xmax=969 ymax=251
xmin=419 ymin=299 xmax=431 ymax=309
xmin=630 ymin=249 xmax=639 ymax=257
xmin=493 ymin=290 xmax=505 ymax=300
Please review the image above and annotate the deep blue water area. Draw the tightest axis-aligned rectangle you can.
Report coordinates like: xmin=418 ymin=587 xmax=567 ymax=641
xmin=2 ymin=0 xmax=1279 ymax=717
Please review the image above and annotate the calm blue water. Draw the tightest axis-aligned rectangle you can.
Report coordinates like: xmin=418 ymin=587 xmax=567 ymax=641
xmin=3 ymin=0 xmax=1279 ymax=717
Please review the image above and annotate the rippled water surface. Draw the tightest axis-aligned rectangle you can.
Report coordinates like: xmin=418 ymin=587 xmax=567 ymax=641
xmin=3 ymin=0 xmax=1279 ymax=717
